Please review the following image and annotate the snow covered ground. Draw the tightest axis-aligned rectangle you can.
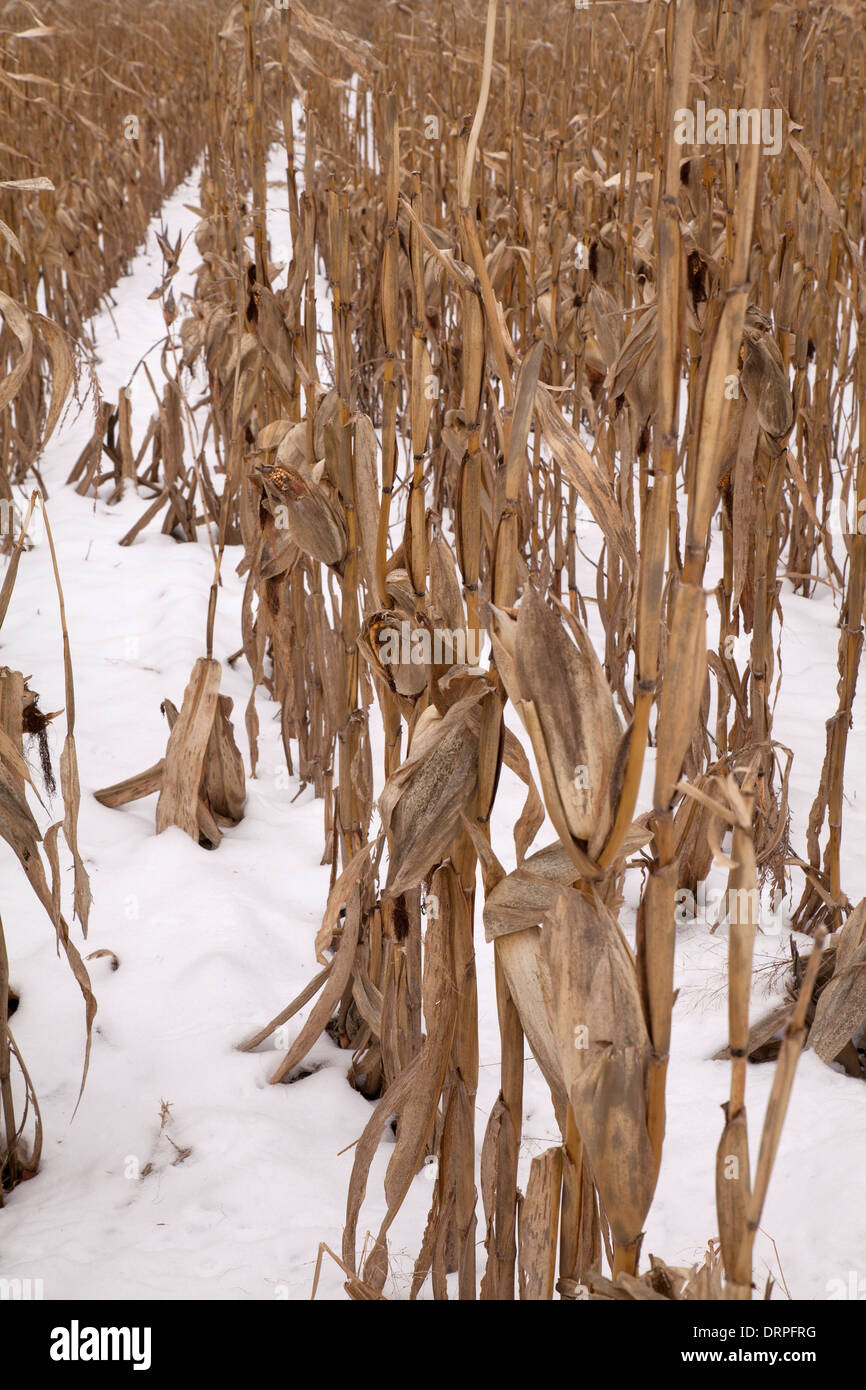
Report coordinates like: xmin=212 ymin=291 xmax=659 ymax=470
xmin=1 ymin=152 xmax=864 ymax=1302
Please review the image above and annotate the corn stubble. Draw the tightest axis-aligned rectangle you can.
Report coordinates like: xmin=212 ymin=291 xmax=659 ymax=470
xmin=2 ymin=0 xmax=865 ymax=1300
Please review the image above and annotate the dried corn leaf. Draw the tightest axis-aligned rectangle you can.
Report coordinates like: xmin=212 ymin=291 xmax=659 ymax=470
xmin=380 ymin=691 xmax=484 ymax=897
xmin=809 ymin=902 xmax=866 ymax=1064
xmin=518 ymin=1146 xmax=563 ymax=1300
xmin=0 ymin=291 xmax=33 ymax=413
xmin=534 ymin=385 xmax=637 ymax=575
xmin=513 ymin=584 xmax=624 ymax=859
xmin=540 ymin=889 xmax=654 ymax=1247
xmin=156 ymin=658 xmax=222 ymax=841
xmin=202 ymin=694 xmax=246 ymax=825
xmin=271 ymin=886 xmax=362 ymax=1084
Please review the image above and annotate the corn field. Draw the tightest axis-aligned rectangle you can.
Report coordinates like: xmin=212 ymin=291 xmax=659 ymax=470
xmin=1 ymin=0 xmax=866 ymax=1310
